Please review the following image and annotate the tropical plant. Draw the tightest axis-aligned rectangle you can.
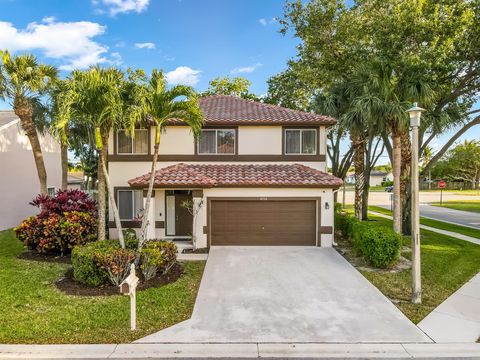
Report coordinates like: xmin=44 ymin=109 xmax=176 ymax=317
xmin=56 ymin=66 xmax=130 ymax=245
xmin=0 ymin=51 xmax=57 ymax=195
xmin=127 ymin=69 xmax=203 ymax=252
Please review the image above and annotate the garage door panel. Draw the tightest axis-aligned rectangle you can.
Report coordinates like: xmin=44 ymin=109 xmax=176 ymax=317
xmin=210 ymin=199 xmax=317 ymax=246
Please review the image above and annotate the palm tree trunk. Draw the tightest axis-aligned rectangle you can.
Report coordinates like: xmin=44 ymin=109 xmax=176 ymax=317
xmin=14 ymin=99 xmax=48 ymax=195
xmin=97 ymin=141 xmax=107 ymax=241
xmin=139 ymin=125 xmax=160 ymax=250
xmin=61 ymin=142 xmax=68 ymax=190
xmin=101 ymin=153 xmax=125 ymax=249
xmin=392 ymin=129 xmax=402 ymax=234
xmin=401 ymin=129 xmax=412 ymax=235
xmin=352 ymin=133 xmax=365 ymax=220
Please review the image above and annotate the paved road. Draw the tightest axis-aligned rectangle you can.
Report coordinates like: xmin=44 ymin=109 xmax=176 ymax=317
xmin=342 ymin=191 xmax=480 ymax=229
xmin=138 ymin=246 xmax=430 ymax=343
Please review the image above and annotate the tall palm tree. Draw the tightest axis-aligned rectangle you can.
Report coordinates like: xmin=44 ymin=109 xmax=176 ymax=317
xmin=128 ymin=69 xmax=203 ymax=249
xmin=0 ymin=51 xmax=57 ymax=195
xmin=57 ymin=66 xmax=129 ymax=245
xmin=347 ymin=61 xmax=433 ymax=233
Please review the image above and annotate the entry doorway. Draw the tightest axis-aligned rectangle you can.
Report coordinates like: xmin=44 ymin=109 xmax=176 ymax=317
xmin=165 ymin=190 xmax=193 ymax=237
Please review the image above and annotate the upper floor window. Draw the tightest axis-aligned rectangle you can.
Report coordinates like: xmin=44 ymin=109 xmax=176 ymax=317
xmin=117 ymin=129 xmax=148 ymax=154
xmin=284 ymin=129 xmax=317 ymax=155
xmin=198 ymin=129 xmax=235 ymax=154
xmin=118 ymin=189 xmax=143 ymax=220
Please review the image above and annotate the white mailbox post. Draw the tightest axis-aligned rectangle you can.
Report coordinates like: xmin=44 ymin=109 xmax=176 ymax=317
xmin=119 ymin=263 xmax=139 ymax=331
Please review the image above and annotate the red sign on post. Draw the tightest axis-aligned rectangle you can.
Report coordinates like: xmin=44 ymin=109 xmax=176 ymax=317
xmin=439 ymin=180 xmax=446 ymax=189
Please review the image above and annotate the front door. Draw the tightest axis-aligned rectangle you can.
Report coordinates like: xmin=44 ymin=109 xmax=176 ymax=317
xmin=175 ymin=193 xmax=193 ymax=236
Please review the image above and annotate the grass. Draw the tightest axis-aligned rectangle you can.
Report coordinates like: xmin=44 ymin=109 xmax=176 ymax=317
xmin=368 ymin=205 xmax=480 ymax=240
xmin=352 ymin=214 xmax=480 ymax=324
xmin=430 ymin=200 xmax=480 ymax=214
xmin=0 ymin=229 xmax=205 ymax=344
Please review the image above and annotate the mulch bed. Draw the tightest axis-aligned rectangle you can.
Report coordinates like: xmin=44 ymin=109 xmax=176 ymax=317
xmin=55 ymin=263 xmax=184 ymax=297
xmin=17 ymin=251 xmax=71 ymax=264
xmin=182 ymin=247 xmax=209 ymax=254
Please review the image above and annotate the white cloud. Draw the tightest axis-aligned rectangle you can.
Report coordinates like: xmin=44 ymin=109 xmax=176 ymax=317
xmin=0 ymin=18 xmax=117 ymax=71
xmin=259 ymin=17 xmax=277 ymax=26
xmin=231 ymin=63 xmax=262 ymax=74
xmin=165 ymin=66 xmax=201 ymax=86
xmin=94 ymin=0 xmax=150 ymax=16
xmin=134 ymin=42 xmax=155 ymax=49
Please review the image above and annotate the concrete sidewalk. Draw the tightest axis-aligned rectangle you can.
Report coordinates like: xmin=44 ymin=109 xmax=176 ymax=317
xmin=369 ymin=211 xmax=480 ymax=245
xmin=418 ymin=272 xmax=480 ymax=343
xmin=1 ymin=343 xmax=480 ymax=359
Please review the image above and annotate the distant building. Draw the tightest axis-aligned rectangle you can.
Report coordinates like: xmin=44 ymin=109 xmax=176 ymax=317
xmin=0 ymin=111 xmax=61 ymax=230
xmin=344 ymin=170 xmax=392 ymax=187
xmin=67 ymin=171 xmax=84 ymax=190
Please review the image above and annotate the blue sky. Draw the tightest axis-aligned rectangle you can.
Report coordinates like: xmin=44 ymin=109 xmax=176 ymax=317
xmin=0 ymin=0 xmax=296 ymax=97
xmin=0 ymin=0 xmax=478 ymax=164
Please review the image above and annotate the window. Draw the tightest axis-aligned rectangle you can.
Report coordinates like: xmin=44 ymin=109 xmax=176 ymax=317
xmin=117 ymin=129 xmax=149 ymax=154
xmin=198 ymin=129 xmax=235 ymax=154
xmin=47 ymin=187 xmax=56 ymax=196
xmin=284 ymin=129 xmax=317 ymax=155
xmin=117 ymin=190 xmax=143 ymax=220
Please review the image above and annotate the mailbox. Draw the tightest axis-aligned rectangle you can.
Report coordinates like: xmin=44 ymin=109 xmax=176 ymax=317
xmin=119 ymin=263 xmax=139 ymax=330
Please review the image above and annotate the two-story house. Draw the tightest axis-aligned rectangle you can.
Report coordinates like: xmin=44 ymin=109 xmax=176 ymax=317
xmin=107 ymin=95 xmax=342 ymax=248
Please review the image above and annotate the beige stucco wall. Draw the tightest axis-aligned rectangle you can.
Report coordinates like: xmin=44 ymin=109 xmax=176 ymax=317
xmin=108 ymin=125 xmax=327 ymax=157
xmin=0 ymin=119 xmax=62 ymax=230
xmin=237 ymin=126 xmax=283 ymax=155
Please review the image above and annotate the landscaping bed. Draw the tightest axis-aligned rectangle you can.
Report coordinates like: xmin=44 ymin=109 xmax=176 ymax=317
xmin=335 ymin=210 xmax=480 ymax=324
xmin=0 ymin=229 xmax=205 ymax=344
xmin=56 ymin=263 xmax=184 ymax=296
xmin=182 ymin=247 xmax=209 ymax=254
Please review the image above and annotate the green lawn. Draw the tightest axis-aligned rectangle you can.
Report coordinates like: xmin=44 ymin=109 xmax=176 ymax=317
xmin=430 ymin=200 xmax=480 ymax=214
xmin=368 ymin=205 xmax=480 ymax=240
xmin=356 ymin=214 xmax=480 ymax=324
xmin=0 ymin=229 xmax=205 ymax=344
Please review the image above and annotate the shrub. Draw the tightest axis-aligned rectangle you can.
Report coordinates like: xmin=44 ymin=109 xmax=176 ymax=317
xmin=381 ymin=180 xmax=394 ymax=187
xmin=15 ymin=190 xmax=98 ymax=255
xmin=355 ymin=226 xmax=402 ymax=268
xmin=335 ymin=211 xmax=401 ymax=268
xmin=139 ymin=241 xmax=178 ymax=281
xmin=72 ymin=241 xmax=135 ymax=286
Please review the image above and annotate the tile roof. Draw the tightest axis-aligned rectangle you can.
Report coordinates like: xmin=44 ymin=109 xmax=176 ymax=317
xmin=128 ymin=163 xmax=343 ymax=188
xmin=167 ymin=95 xmax=336 ymax=126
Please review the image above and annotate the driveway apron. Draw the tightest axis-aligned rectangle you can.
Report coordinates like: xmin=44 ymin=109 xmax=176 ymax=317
xmin=137 ymin=247 xmax=431 ymax=343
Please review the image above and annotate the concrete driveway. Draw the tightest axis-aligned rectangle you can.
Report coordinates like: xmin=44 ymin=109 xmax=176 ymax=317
xmin=137 ymin=247 xmax=431 ymax=343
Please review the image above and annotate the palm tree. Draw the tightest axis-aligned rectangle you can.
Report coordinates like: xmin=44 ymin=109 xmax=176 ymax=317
xmin=128 ymin=69 xmax=203 ymax=250
xmin=0 ymin=51 xmax=57 ymax=195
xmin=56 ymin=66 xmax=129 ymax=245
xmin=347 ymin=61 xmax=434 ymax=233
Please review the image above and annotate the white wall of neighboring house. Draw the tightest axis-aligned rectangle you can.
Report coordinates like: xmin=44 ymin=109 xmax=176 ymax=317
xmin=0 ymin=115 xmax=62 ymax=230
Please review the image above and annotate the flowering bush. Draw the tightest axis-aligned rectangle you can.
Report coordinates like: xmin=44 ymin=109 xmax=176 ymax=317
xmin=15 ymin=190 xmax=98 ymax=255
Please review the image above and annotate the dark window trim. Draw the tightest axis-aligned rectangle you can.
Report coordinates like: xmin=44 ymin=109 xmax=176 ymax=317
xmin=282 ymin=126 xmax=319 ymax=156
xmin=114 ymin=128 xmax=151 ymax=156
xmin=113 ymin=186 xmax=143 ymax=224
xmin=195 ymin=127 xmax=238 ymax=156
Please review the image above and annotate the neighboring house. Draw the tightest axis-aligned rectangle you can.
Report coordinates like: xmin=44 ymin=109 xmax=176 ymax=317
xmin=345 ymin=171 xmax=392 ymax=187
xmin=369 ymin=171 xmax=392 ymax=187
xmin=0 ymin=111 xmax=62 ymax=230
xmin=108 ymin=95 xmax=343 ymax=247
xmin=67 ymin=171 xmax=84 ymax=190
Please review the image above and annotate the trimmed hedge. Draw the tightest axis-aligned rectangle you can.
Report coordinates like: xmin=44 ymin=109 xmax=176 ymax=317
xmin=335 ymin=210 xmax=402 ymax=268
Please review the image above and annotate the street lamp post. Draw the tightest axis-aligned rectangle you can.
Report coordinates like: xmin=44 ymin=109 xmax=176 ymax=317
xmin=407 ymin=102 xmax=425 ymax=304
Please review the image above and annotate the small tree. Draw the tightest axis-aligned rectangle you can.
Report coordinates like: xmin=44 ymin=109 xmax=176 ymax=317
xmin=181 ymin=198 xmax=205 ymax=250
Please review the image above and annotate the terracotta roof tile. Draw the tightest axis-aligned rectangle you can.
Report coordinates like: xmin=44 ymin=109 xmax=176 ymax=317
xmin=128 ymin=163 xmax=343 ymax=188
xmin=167 ymin=95 xmax=336 ymax=126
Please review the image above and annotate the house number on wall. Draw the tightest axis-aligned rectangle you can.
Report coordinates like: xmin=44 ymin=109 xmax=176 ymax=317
xmin=259 ymin=197 xmax=268 ymax=201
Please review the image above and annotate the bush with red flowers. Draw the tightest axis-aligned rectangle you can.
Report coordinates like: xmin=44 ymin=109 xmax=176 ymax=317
xmin=15 ymin=190 xmax=98 ymax=255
